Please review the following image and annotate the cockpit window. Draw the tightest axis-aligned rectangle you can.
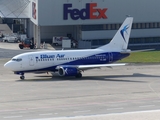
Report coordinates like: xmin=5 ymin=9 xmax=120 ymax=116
xmin=12 ymin=58 xmax=22 ymax=62
xmin=17 ymin=58 xmax=22 ymax=62
xmin=12 ymin=59 xmax=16 ymax=61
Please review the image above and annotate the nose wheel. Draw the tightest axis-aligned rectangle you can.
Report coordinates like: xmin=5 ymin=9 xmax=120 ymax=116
xmin=20 ymin=75 xmax=25 ymax=80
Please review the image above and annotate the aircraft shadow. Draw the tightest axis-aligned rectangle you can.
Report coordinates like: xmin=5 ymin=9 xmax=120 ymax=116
xmin=16 ymin=73 xmax=160 ymax=83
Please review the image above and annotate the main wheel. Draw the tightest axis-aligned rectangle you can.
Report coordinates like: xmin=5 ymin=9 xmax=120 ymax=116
xmin=75 ymin=73 xmax=82 ymax=78
xmin=30 ymin=45 xmax=34 ymax=49
xmin=20 ymin=75 xmax=25 ymax=80
xmin=19 ymin=44 xmax=24 ymax=49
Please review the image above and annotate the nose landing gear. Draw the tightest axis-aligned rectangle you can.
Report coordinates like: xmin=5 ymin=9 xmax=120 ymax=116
xmin=14 ymin=72 xmax=25 ymax=80
xmin=19 ymin=72 xmax=25 ymax=80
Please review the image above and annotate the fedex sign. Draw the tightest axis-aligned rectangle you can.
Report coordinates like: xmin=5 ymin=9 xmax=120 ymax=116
xmin=63 ymin=3 xmax=108 ymax=20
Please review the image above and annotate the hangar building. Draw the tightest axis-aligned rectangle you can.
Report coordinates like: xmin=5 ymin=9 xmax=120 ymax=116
xmin=1 ymin=0 xmax=160 ymax=49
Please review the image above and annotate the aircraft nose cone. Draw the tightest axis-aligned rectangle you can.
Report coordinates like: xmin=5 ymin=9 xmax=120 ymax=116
xmin=4 ymin=62 xmax=12 ymax=70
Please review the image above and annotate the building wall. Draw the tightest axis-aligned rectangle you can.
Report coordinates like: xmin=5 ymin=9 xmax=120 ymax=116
xmin=40 ymin=26 xmax=74 ymax=39
xmin=28 ymin=0 xmax=160 ymax=48
xmin=29 ymin=0 xmax=160 ymax=26
xmin=82 ymin=29 xmax=160 ymax=40
xmin=27 ymin=20 xmax=34 ymax=38
xmin=39 ymin=25 xmax=81 ymax=43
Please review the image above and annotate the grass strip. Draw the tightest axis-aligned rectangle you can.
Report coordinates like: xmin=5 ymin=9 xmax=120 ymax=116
xmin=119 ymin=51 xmax=160 ymax=63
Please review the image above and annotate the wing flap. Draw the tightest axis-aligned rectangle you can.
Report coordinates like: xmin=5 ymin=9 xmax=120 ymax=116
xmin=78 ymin=63 xmax=126 ymax=69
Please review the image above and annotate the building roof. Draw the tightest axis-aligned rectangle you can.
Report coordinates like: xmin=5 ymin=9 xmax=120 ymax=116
xmin=0 ymin=0 xmax=30 ymax=18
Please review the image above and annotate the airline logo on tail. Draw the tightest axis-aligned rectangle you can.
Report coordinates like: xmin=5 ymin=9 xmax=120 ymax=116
xmin=120 ymin=25 xmax=129 ymax=42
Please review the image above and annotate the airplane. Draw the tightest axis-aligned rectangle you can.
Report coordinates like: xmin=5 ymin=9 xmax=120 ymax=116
xmin=4 ymin=17 xmax=133 ymax=80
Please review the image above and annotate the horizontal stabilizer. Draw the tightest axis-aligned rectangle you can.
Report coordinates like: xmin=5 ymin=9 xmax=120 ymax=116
xmin=121 ymin=49 xmax=154 ymax=53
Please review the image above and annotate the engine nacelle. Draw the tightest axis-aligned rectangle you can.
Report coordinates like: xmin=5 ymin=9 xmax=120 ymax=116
xmin=58 ymin=67 xmax=78 ymax=76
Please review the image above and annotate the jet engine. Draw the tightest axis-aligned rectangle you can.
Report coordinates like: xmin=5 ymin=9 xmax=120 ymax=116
xmin=58 ymin=67 xmax=78 ymax=76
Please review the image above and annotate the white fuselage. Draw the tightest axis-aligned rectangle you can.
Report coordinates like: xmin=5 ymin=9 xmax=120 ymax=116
xmin=4 ymin=49 xmax=101 ymax=71
xmin=4 ymin=17 xmax=133 ymax=79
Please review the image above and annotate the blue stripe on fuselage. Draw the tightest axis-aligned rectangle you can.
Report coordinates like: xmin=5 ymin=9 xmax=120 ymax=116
xmin=61 ymin=52 xmax=128 ymax=65
xmin=14 ymin=52 xmax=130 ymax=73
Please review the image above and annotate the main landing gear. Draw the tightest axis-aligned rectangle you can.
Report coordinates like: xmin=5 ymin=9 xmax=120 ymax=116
xmin=75 ymin=72 xmax=82 ymax=78
xmin=20 ymin=75 xmax=25 ymax=80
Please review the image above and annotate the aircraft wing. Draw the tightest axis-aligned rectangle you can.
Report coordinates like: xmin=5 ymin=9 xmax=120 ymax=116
xmin=77 ymin=63 xmax=126 ymax=70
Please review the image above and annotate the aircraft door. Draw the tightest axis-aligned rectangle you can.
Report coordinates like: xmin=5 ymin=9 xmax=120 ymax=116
xmin=28 ymin=55 xmax=34 ymax=66
xmin=109 ymin=53 xmax=113 ymax=62
xmin=20 ymin=57 xmax=23 ymax=68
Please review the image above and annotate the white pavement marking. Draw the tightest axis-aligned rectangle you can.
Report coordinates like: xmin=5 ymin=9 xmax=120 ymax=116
xmin=139 ymin=105 xmax=155 ymax=108
xmin=18 ymin=111 xmax=29 ymax=114
xmin=10 ymin=111 xmax=29 ymax=114
xmin=148 ymin=84 xmax=160 ymax=98
xmin=107 ymin=108 xmax=124 ymax=110
xmin=73 ymin=110 xmax=90 ymax=113
xmin=26 ymin=110 xmax=160 ymax=120
xmin=39 ymin=113 xmax=53 ymax=116
xmin=153 ymin=101 xmax=160 ymax=103
xmin=3 ymin=116 xmax=22 ymax=119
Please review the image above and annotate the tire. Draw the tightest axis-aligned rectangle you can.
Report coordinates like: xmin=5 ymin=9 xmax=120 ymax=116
xmin=75 ymin=73 xmax=82 ymax=78
xmin=19 ymin=44 xmax=24 ymax=49
xmin=20 ymin=76 xmax=25 ymax=80
xmin=30 ymin=45 xmax=34 ymax=49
